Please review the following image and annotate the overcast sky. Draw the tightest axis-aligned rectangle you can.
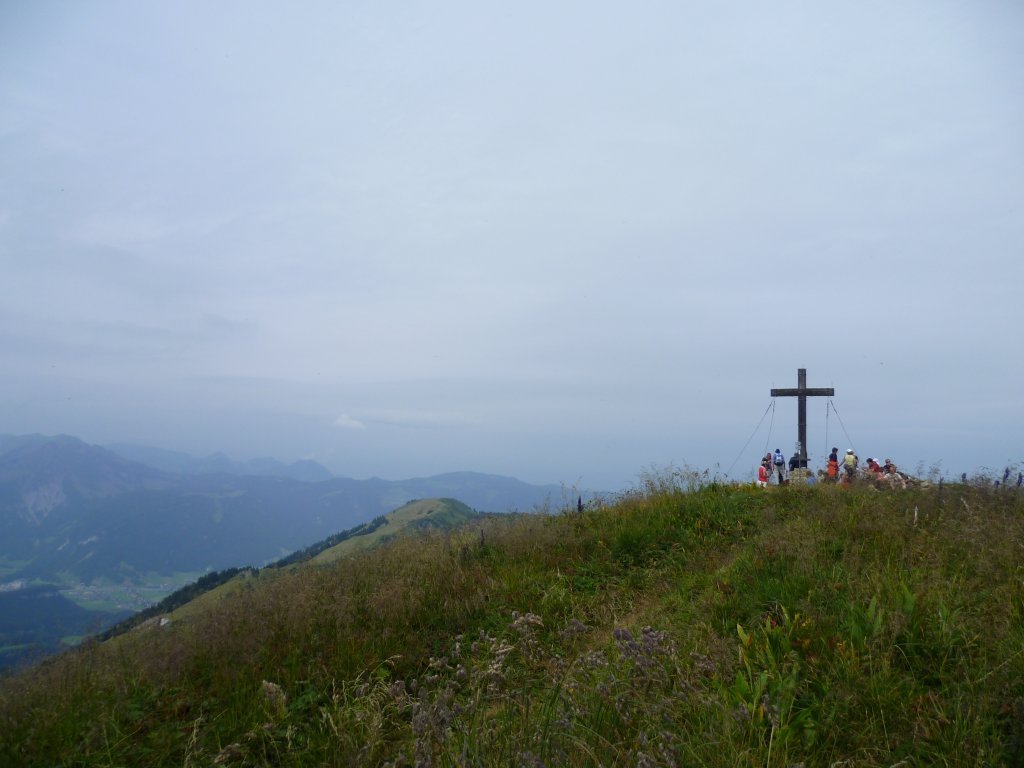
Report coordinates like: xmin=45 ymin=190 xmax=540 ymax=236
xmin=1 ymin=1 xmax=1021 ymax=489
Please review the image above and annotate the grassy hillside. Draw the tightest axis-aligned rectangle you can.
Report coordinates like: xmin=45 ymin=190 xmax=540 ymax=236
xmin=1 ymin=474 xmax=1022 ymax=766
xmin=105 ymin=498 xmax=481 ymax=629
xmin=310 ymin=497 xmax=479 ymax=564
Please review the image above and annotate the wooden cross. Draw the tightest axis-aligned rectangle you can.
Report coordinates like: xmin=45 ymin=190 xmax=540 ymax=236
xmin=770 ymin=368 xmax=834 ymax=464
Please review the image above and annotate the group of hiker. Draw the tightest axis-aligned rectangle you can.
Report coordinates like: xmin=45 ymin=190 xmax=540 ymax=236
xmin=757 ymin=447 xmax=906 ymax=488
xmin=757 ymin=449 xmax=799 ymax=487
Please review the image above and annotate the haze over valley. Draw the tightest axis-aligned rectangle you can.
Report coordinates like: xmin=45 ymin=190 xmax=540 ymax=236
xmin=0 ymin=432 xmax=569 ymax=668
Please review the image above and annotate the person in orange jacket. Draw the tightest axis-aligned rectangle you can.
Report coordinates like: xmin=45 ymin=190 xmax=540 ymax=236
xmin=826 ymin=447 xmax=840 ymax=482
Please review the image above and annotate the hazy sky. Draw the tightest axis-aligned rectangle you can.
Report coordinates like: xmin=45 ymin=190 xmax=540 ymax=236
xmin=1 ymin=1 xmax=1021 ymax=489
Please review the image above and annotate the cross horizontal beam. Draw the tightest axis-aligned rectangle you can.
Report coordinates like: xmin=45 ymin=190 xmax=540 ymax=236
xmin=771 ymin=387 xmax=834 ymax=397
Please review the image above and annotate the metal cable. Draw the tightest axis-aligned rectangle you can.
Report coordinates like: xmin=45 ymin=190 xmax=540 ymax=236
xmin=824 ymin=397 xmax=830 ymax=459
xmin=828 ymin=399 xmax=856 ymax=454
xmin=725 ymin=400 xmax=775 ymax=478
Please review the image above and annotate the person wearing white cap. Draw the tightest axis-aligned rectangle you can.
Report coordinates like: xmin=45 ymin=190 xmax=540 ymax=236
xmin=843 ymin=449 xmax=859 ymax=482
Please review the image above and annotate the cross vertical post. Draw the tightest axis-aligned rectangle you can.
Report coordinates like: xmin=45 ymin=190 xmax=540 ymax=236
xmin=770 ymin=368 xmax=834 ymax=466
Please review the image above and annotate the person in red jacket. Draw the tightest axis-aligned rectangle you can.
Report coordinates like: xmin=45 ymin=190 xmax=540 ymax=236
xmin=757 ymin=460 xmax=770 ymax=488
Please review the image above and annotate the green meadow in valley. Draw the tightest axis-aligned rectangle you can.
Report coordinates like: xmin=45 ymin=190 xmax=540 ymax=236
xmin=1 ymin=474 xmax=1022 ymax=766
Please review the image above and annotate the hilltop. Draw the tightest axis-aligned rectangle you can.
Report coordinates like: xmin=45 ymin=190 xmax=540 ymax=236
xmin=308 ymin=497 xmax=480 ymax=565
xmin=1 ymin=476 xmax=1022 ymax=766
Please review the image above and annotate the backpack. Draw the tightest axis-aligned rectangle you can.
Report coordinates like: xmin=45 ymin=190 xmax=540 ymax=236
xmin=773 ymin=453 xmax=784 ymax=466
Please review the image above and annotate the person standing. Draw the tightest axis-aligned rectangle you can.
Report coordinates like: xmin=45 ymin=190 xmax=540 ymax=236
xmin=826 ymin=452 xmax=840 ymax=483
xmin=757 ymin=460 xmax=770 ymax=488
xmin=773 ymin=448 xmax=786 ymax=485
xmin=843 ymin=449 xmax=859 ymax=482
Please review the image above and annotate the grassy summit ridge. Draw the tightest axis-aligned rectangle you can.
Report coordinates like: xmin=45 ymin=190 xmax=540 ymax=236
xmin=1 ymin=475 xmax=1022 ymax=766
xmin=309 ymin=497 xmax=479 ymax=565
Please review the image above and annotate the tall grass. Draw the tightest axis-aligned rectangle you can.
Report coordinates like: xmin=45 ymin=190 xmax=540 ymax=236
xmin=1 ymin=476 xmax=1022 ymax=766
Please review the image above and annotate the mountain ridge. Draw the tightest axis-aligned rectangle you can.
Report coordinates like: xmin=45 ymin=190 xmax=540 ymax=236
xmin=103 ymin=442 xmax=335 ymax=482
xmin=0 ymin=433 xmax=567 ymax=585
xmin=5 ymin=490 xmax=488 ymax=668
xmin=99 ymin=497 xmax=481 ymax=641
xmin=0 ymin=434 xmax=574 ymax=669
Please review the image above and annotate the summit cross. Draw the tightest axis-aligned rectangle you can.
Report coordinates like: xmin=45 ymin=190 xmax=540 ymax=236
xmin=770 ymin=368 xmax=834 ymax=464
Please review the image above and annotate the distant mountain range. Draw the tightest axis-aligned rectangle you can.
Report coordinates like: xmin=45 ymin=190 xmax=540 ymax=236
xmin=103 ymin=442 xmax=335 ymax=482
xmin=0 ymin=433 xmax=566 ymax=585
xmin=0 ymin=433 xmax=569 ymax=669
